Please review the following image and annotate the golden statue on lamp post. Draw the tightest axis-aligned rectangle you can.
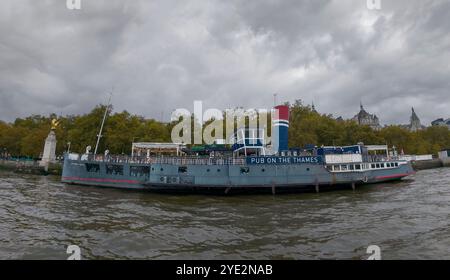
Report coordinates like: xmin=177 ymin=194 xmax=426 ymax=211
xmin=51 ymin=119 xmax=60 ymax=130
xmin=40 ymin=119 xmax=59 ymax=171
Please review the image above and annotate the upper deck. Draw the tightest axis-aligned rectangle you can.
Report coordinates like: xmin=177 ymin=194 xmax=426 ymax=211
xmin=66 ymin=152 xmax=404 ymax=167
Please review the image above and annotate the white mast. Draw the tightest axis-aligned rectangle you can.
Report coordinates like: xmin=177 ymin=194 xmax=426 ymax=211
xmin=94 ymin=90 xmax=113 ymax=155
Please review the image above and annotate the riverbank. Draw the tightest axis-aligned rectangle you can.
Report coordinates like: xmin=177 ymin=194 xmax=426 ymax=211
xmin=411 ymin=159 xmax=443 ymax=170
xmin=0 ymin=160 xmax=62 ymax=176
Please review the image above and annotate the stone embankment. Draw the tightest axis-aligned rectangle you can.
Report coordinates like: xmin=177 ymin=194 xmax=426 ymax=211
xmin=0 ymin=160 xmax=62 ymax=176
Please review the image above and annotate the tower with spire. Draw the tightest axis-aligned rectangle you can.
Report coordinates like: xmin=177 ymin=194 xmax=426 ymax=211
xmin=408 ymin=107 xmax=423 ymax=132
xmin=351 ymin=102 xmax=381 ymax=130
xmin=400 ymin=107 xmax=425 ymax=131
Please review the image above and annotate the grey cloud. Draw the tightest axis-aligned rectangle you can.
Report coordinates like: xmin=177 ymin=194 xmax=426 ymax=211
xmin=0 ymin=0 xmax=449 ymax=126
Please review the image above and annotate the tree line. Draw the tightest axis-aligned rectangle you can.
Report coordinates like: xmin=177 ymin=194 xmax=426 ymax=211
xmin=288 ymin=100 xmax=450 ymax=155
xmin=0 ymin=105 xmax=171 ymax=159
xmin=0 ymin=100 xmax=449 ymax=159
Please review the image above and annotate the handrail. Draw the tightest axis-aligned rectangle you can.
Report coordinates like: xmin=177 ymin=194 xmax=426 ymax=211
xmin=66 ymin=153 xmax=404 ymax=166
xmin=68 ymin=153 xmax=246 ymax=166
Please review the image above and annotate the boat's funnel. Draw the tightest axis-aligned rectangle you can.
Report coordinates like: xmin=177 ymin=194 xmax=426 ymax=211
xmin=272 ymin=105 xmax=289 ymax=153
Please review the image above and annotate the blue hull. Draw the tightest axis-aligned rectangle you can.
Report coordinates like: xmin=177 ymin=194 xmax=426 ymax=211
xmin=61 ymin=157 xmax=415 ymax=193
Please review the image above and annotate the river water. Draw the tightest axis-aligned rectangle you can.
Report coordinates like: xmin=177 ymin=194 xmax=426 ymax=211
xmin=0 ymin=168 xmax=449 ymax=260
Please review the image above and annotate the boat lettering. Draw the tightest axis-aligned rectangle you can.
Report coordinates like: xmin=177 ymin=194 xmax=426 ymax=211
xmin=246 ymin=156 xmax=322 ymax=165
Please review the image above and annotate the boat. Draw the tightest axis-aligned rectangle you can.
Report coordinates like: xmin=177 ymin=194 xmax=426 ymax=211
xmin=61 ymin=105 xmax=415 ymax=193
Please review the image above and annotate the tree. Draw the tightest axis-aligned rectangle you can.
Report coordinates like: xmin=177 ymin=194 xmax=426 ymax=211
xmin=0 ymin=102 xmax=449 ymax=158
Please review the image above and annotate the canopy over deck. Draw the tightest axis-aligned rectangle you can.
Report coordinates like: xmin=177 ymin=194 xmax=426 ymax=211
xmin=131 ymin=142 xmax=186 ymax=157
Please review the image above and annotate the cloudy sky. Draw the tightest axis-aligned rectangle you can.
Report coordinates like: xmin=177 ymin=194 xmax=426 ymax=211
xmin=0 ymin=0 xmax=449 ymax=125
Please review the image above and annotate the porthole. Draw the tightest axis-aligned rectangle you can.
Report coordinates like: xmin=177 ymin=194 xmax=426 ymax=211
xmin=306 ymin=168 xmax=310 ymax=171
xmin=261 ymin=169 xmax=265 ymax=172
xmin=160 ymin=168 xmax=164 ymax=171
xmin=217 ymin=169 xmax=221 ymax=172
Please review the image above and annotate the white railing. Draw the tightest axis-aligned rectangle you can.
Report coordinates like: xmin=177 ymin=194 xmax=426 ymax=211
xmin=398 ymin=155 xmax=433 ymax=162
xmin=325 ymin=154 xmax=363 ymax=164
xmin=67 ymin=153 xmax=245 ymax=166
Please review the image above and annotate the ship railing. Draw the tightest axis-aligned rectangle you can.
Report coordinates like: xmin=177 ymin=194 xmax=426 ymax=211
xmin=68 ymin=153 xmax=403 ymax=165
xmin=362 ymin=155 xmax=401 ymax=163
xmin=68 ymin=153 xmax=246 ymax=165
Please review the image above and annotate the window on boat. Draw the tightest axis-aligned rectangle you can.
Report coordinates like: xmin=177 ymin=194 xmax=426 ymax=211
xmin=371 ymin=164 xmax=376 ymax=169
xmin=240 ymin=167 xmax=250 ymax=174
xmin=349 ymin=165 xmax=355 ymax=171
xmin=341 ymin=165 xmax=348 ymax=171
xmin=85 ymin=163 xmax=100 ymax=173
xmin=334 ymin=165 xmax=341 ymax=171
xmin=178 ymin=166 xmax=188 ymax=173
xmin=130 ymin=166 xmax=150 ymax=177
xmin=326 ymin=165 xmax=333 ymax=171
xmin=355 ymin=164 xmax=361 ymax=170
xmin=395 ymin=162 xmax=399 ymax=167
xmin=381 ymin=163 xmax=385 ymax=168
xmin=106 ymin=164 xmax=124 ymax=176
xmin=376 ymin=164 xmax=381 ymax=168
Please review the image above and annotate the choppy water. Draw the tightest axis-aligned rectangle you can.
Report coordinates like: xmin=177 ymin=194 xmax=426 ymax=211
xmin=0 ymin=168 xmax=449 ymax=260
